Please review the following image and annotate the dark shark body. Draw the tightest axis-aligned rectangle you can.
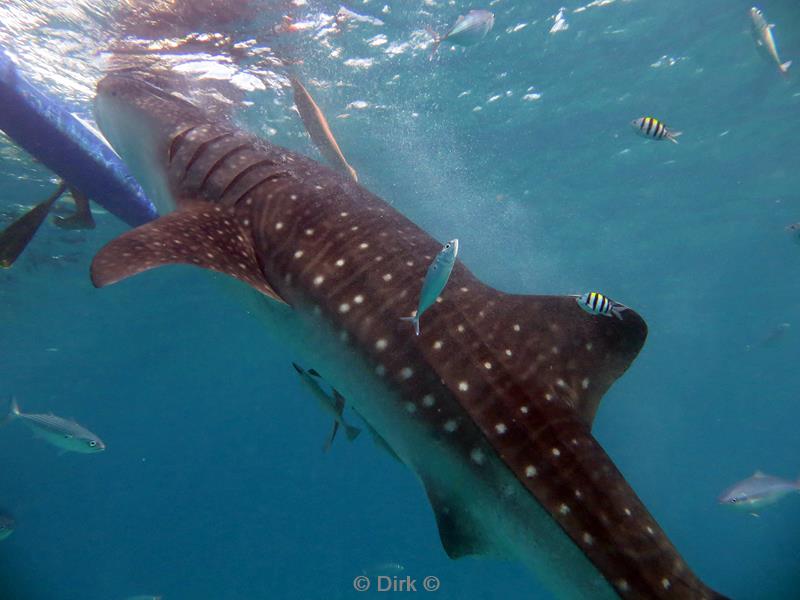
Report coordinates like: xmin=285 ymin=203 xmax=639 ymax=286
xmin=91 ymin=75 xmax=727 ymax=600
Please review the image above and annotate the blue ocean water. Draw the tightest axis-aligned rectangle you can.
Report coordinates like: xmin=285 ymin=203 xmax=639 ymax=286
xmin=1 ymin=1 xmax=799 ymax=598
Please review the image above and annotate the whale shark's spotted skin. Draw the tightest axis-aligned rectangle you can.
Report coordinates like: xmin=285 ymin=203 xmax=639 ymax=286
xmin=91 ymin=75 xmax=727 ymax=600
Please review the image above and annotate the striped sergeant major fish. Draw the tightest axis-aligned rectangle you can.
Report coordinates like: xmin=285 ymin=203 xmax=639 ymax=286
xmin=576 ymin=292 xmax=627 ymax=320
xmin=90 ymin=73 xmax=730 ymax=599
xmin=2 ymin=397 xmax=105 ymax=454
xmin=750 ymin=7 xmax=792 ymax=75
xmin=401 ymin=239 xmax=458 ymax=336
xmin=292 ymin=362 xmax=361 ymax=452
xmin=631 ymin=117 xmax=682 ymax=144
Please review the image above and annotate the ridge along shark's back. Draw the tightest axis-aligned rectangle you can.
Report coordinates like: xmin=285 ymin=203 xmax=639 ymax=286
xmin=89 ymin=74 xmax=728 ymax=600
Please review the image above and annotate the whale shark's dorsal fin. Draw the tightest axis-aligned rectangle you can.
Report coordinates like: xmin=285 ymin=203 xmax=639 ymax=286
xmin=91 ymin=203 xmax=288 ymax=304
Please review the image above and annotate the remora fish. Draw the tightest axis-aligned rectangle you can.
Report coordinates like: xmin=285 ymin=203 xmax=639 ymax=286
xmin=749 ymin=7 xmax=792 ymax=75
xmin=0 ymin=509 xmax=14 ymax=541
xmin=2 ymin=398 xmax=105 ymax=454
xmin=428 ymin=10 xmax=495 ymax=58
xmin=289 ymin=77 xmax=358 ymax=182
xmin=90 ymin=74 xmax=728 ymax=599
xmin=0 ymin=182 xmax=66 ymax=267
xmin=401 ymin=239 xmax=458 ymax=335
xmin=718 ymin=471 xmax=800 ymax=512
xmin=292 ymin=362 xmax=361 ymax=451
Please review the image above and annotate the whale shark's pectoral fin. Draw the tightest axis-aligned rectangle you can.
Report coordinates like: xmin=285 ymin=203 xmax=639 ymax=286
xmin=420 ymin=476 xmax=501 ymax=560
xmin=91 ymin=203 xmax=288 ymax=304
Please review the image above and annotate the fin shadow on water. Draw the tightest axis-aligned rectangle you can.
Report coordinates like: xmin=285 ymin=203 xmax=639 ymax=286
xmin=0 ymin=181 xmax=66 ymax=268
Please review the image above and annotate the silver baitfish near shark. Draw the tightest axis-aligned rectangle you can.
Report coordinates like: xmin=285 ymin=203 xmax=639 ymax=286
xmin=292 ymin=362 xmax=361 ymax=451
xmin=428 ymin=10 xmax=495 ymax=58
xmin=749 ymin=7 xmax=792 ymax=75
xmin=401 ymin=239 xmax=458 ymax=336
xmin=718 ymin=471 xmax=800 ymax=512
xmin=575 ymin=292 xmax=628 ymax=320
xmin=0 ymin=509 xmax=15 ymax=541
xmin=2 ymin=398 xmax=105 ymax=454
xmin=631 ymin=117 xmax=682 ymax=144
xmin=89 ymin=73 xmax=729 ymax=599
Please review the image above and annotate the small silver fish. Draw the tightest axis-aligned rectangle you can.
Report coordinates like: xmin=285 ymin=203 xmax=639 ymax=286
xmin=750 ymin=7 xmax=791 ymax=75
xmin=401 ymin=239 xmax=458 ymax=335
xmin=0 ymin=510 xmax=15 ymax=541
xmin=631 ymin=117 xmax=682 ymax=144
xmin=575 ymin=292 xmax=627 ymax=320
xmin=718 ymin=471 xmax=800 ymax=512
xmin=2 ymin=398 xmax=105 ymax=454
xmin=429 ymin=10 xmax=494 ymax=58
xmin=292 ymin=363 xmax=361 ymax=452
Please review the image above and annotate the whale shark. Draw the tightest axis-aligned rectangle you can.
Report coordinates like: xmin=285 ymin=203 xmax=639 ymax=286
xmin=90 ymin=74 xmax=727 ymax=600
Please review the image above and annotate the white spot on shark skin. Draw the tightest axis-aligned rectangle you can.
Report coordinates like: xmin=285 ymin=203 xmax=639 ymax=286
xmin=382 ymin=273 xmax=393 ymax=282
xmin=624 ymin=508 xmax=632 ymax=517
xmin=400 ymin=367 xmax=414 ymax=380
xmin=646 ymin=526 xmax=655 ymax=536
xmin=433 ymin=340 xmax=443 ymax=350
xmin=335 ymin=258 xmax=345 ymax=267
xmin=545 ymin=393 xmax=553 ymax=401
xmin=458 ymin=381 xmax=469 ymax=392
xmin=551 ymin=346 xmax=559 ymax=355
xmin=314 ymin=275 xmax=324 ymax=286
xmin=405 ymin=402 xmax=417 ymax=413
xmin=617 ymin=580 xmax=630 ymax=593
xmin=359 ymin=242 xmax=369 ymax=249
xmin=376 ymin=364 xmax=386 ymax=376
xmin=581 ymin=377 xmax=590 ymax=389
xmin=351 ymin=226 xmax=359 ymax=232
xmin=444 ymin=419 xmax=458 ymax=432
xmin=340 ymin=211 xmax=349 ymax=217
xmin=586 ymin=342 xmax=593 ymax=351
xmin=275 ymin=222 xmax=284 ymax=230
xmin=556 ymin=378 xmax=567 ymax=388
xmin=305 ymin=228 xmax=314 ymax=236
xmin=505 ymin=349 xmax=513 ymax=357
xmin=294 ymin=250 xmax=304 ymax=259
xmin=520 ymin=405 xmax=529 ymax=414
xmin=582 ymin=532 xmax=593 ymax=545
xmin=375 ymin=339 xmax=388 ymax=351
xmin=340 ymin=303 xmax=351 ymax=313
xmin=470 ymin=448 xmax=485 ymax=465
xmin=495 ymin=423 xmax=507 ymax=434
xmin=457 ymin=324 xmax=465 ymax=333
xmin=661 ymin=578 xmax=671 ymax=590
xmin=354 ymin=294 xmax=364 ymax=304
xmin=422 ymin=394 xmax=435 ymax=407
xmin=460 ymin=287 xmax=469 ymax=293
xmin=552 ymin=448 xmax=561 ymax=457
xmin=525 ymin=465 xmax=537 ymax=478
xmin=435 ymin=296 xmax=443 ymax=304
xmin=574 ymin=489 xmax=583 ymax=499
xmin=559 ymin=504 xmax=570 ymax=515
xmin=513 ymin=323 xmax=521 ymax=332
xmin=406 ymin=260 xmax=414 ymax=267
xmin=290 ymin=194 xmax=298 ymax=200
xmin=483 ymin=361 xmax=492 ymax=370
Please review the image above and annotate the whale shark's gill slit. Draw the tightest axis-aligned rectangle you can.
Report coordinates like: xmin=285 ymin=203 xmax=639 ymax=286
xmin=232 ymin=172 xmax=290 ymax=207
xmin=182 ymin=132 xmax=236 ymax=181
xmin=219 ymin=159 xmax=279 ymax=200
xmin=200 ymin=143 xmax=251 ymax=195
xmin=168 ymin=125 xmax=199 ymax=164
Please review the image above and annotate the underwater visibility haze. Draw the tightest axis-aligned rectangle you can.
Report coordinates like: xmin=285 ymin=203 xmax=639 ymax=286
xmin=1 ymin=1 xmax=799 ymax=599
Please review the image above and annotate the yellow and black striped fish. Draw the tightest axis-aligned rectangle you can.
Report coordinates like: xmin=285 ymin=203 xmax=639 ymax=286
xmin=576 ymin=292 xmax=627 ymax=320
xmin=631 ymin=116 xmax=682 ymax=144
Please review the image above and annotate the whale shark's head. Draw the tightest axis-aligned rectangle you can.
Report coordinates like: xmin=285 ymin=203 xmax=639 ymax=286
xmin=95 ymin=74 xmax=206 ymax=213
